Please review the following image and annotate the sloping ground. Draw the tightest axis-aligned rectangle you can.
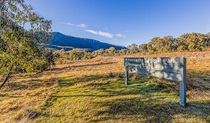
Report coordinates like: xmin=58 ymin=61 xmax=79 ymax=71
xmin=0 ymin=51 xmax=210 ymax=122
xmin=0 ymin=72 xmax=59 ymax=122
xmin=34 ymin=54 xmax=209 ymax=122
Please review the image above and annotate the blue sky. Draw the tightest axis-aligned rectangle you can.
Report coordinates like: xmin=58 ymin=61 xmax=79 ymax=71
xmin=25 ymin=0 xmax=210 ymax=46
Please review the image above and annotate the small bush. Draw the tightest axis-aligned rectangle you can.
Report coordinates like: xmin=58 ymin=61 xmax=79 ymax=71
xmin=59 ymin=59 xmax=64 ymax=64
xmin=177 ymin=46 xmax=186 ymax=51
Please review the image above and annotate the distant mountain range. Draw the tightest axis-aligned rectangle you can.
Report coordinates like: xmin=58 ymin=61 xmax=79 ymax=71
xmin=46 ymin=32 xmax=126 ymax=51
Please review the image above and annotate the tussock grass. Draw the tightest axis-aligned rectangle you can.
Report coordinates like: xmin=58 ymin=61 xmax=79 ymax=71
xmin=0 ymin=51 xmax=210 ymax=122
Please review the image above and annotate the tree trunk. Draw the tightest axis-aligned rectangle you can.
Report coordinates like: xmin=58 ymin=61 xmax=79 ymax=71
xmin=0 ymin=64 xmax=14 ymax=89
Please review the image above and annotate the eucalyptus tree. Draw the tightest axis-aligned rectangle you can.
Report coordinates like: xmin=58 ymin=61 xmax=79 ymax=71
xmin=128 ymin=44 xmax=139 ymax=54
xmin=106 ymin=47 xmax=116 ymax=55
xmin=162 ymin=36 xmax=175 ymax=52
xmin=147 ymin=43 xmax=155 ymax=52
xmin=0 ymin=0 xmax=52 ymax=88
xmin=139 ymin=44 xmax=147 ymax=52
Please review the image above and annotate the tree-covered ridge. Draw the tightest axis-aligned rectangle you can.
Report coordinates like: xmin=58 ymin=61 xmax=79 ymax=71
xmin=83 ymin=32 xmax=210 ymax=57
xmin=48 ymin=32 xmax=126 ymax=51
xmin=139 ymin=32 xmax=210 ymax=53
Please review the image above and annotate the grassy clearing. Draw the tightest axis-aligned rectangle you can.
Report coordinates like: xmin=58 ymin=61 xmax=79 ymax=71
xmin=0 ymin=51 xmax=210 ymax=122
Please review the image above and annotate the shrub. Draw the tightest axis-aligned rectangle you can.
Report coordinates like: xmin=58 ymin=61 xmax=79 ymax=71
xmin=69 ymin=49 xmax=85 ymax=60
xmin=59 ymin=59 xmax=64 ymax=64
xmin=177 ymin=46 xmax=186 ymax=51
xmin=188 ymin=43 xmax=196 ymax=51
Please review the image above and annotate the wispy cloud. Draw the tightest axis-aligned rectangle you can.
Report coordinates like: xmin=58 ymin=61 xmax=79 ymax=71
xmin=58 ymin=22 xmax=87 ymax=28
xmin=115 ymin=33 xmax=126 ymax=38
xmin=86 ymin=30 xmax=113 ymax=38
xmin=85 ymin=29 xmax=126 ymax=39
xmin=79 ymin=24 xmax=87 ymax=28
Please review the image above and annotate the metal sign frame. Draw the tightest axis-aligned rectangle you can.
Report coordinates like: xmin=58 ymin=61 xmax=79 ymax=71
xmin=124 ymin=57 xmax=187 ymax=106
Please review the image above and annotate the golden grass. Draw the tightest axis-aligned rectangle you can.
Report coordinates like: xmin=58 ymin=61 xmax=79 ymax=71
xmin=0 ymin=72 xmax=59 ymax=122
xmin=0 ymin=51 xmax=210 ymax=122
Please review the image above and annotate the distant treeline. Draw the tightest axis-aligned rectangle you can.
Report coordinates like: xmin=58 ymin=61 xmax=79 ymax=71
xmin=54 ymin=32 xmax=210 ymax=61
xmin=138 ymin=32 xmax=210 ymax=52
xmin=94 ymin=32 xmax=210 ymax=55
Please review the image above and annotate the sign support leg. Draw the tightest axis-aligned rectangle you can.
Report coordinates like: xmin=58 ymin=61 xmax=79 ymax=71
xmin=180 ymin=57 xmax=187 ymax=106
xmin=125 ymin=70 xmax=128 ymax=85
xmin=180 ymin=81 xmax=186 ymax=106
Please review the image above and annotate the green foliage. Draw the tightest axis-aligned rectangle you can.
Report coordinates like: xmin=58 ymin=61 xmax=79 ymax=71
xmin=69 ymin=49 xmax=89 ymax=60
xmin=138 ymin=32 xmax=210 ymax=53
xmin=127 ymin=44 xmax=139 ymax=54
xmin=92 ymin=48 xmax=105 ymax=56
xmin=139 ymin=44 xmax=147 ymax=52
xmin=106 ymin=47 xmax=116 ymax=55
xmin=0 ymin=0 xmax=52 ymax=87
xmin=87 ymin=32 xmax=210 ymax=56
xmin=188 ymin=43 xmax=196 ymax=51
xmin=25 ymin=59 xmax=49 ymax=73
xmin=53 ymin=49 xmax=94 ymax=63
xmin=83 ymin=54 xmax=88 ymax=59
xmin=119 ymin=49 xmax=129 ymax=55
xmin=53 ymin=51 xmax=61 ymax=58
xmin=53 ymin=49 xmax=65 ymax=58
xmin=147 ymin=43 xmax=155 ymax=52
xmin=177 ymin=46 xmax=186 ymax=51
xmin=59 ymin=59 xmax=64 ymax=64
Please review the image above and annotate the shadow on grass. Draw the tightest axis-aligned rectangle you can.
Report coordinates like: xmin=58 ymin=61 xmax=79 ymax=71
xmin=58 ymin=73 xmax=178 ymax=95
xmin=91 ymin=98 xmax=210 ymax=122
xmin=53 ymin=72 xmax=210 ymax=122
xmin=58 ymin=72 xmax=123 ymax=88
xmin=53 ymin=80 xmax=169 ymax=98
xmin=52 ymin=61 xmax=117 ymax=71
xmin=0 ymin=77 xmax=58 ymax=99
xmin=187 ymin=70 xmax=210 ymax=91
xmin=8 ymin=78 xmax=57 ymax=91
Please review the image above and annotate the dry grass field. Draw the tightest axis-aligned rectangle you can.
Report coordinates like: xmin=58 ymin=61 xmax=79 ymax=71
xmin=0 ymin=51 xmax=210 ymax=122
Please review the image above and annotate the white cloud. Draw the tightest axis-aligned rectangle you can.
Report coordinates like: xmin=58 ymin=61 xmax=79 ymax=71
xmin=115 ymin=33 xmax=126 ymax=38
xmin=86 ymin=30 xmax=98 ymax=34
xmin=79 ymin=24 xmax=87 ymax=28
xmin=86 ymin=29 xmax=126 ymax=39
xmin=58 ymin=22 xmax=87 ymax=28
xmin=86 ymin=30 xmax=113 ymax=38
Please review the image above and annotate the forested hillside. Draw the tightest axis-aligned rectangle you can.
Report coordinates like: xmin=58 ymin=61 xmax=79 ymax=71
xmin=47 ymin=32 xmax=126 ymax=51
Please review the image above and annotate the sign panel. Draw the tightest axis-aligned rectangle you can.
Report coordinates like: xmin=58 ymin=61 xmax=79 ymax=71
xmin=124 ymin=57 xmax=187 ymax=106
xmin=124 ymin=57 xmax=185 ymax=82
